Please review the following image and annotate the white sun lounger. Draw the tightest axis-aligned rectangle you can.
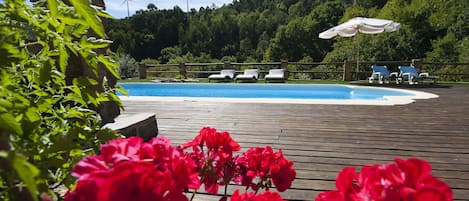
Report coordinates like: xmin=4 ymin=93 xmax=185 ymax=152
xmin=208 ymin=69 xmax=235 ymax=82
xmin=264 ymin=69 xmax=286 ymax=82
xmin=235 ymin=69 xmax=259 ymax=82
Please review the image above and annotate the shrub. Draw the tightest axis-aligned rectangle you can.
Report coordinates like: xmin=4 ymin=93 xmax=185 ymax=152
xmin=0 ymin=0 xmax=121 ymax=200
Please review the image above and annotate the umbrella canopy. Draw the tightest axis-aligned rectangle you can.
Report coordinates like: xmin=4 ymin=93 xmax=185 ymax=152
xmin=319 ymin=17 xmax=401 ymax=80
xmin=319 ymin=17 xmax=401 ymax=39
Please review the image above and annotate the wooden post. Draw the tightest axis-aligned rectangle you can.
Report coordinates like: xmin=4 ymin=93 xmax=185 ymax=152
xmin=343 ymin=60 xmax=353 ymax=81
xmin=224 ymin=61 xmax=231 ymax=69
xmin=411 ymin=59 xmax=422 ymax=72
xmin=281 ymin=60 xmax=288 ymax=79
xmin=138 ymin=63 xmax=147 ymax=79
xmin=179 ymin=63 xmax=187 ymax=79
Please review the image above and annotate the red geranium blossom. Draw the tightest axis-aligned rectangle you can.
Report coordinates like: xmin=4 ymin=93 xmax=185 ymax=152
xmin=270 ymin=152 xmax=296 ymax=192
xmin=183 ymin=127 xmax=240 ymax=163
xmin=183 ymin=127 xmax=241 ymax=194
xmin=66 ymin=136 xmax=200 ymax=201
xmin=230 ymin=190 xmax=284 ymax=201
xmin=235 ymin=146 xmax=296 ymax=192
xmin=314 ymin=158 xmax=452 ymax=201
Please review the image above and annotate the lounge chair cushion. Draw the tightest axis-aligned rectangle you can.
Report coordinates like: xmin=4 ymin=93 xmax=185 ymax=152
xmin=208 ymin=70 xmax=235 ymax=80
xmin=371 ymin=65 xmax=390 ymax=79
xmin=235 ymin=69 xmax=259 ymax=80
xmin=399 ymin=66 xmax=419 ymax=79
xmin=265 ymin=69 xmax=285 ymax=80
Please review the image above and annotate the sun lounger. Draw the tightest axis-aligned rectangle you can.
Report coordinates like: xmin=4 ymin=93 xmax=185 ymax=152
xmin=368 ymin=65 xmax=398 ymax=84
xmin=208 ymin=69 xmax=235 ymax=82
xmin=398 ymin=66 xmax=438 ymax=85
xmin=264 ymin=69 xmax=286 ymax=82
xmin=235 ymin=69 xmax=259 ymax=82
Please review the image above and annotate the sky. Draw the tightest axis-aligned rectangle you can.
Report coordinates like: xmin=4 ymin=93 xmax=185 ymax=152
xmin=104 ymin=0 xmax=233 ymax=19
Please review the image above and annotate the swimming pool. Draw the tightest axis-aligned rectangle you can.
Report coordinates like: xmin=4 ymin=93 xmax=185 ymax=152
xmin=118 ymin=83 xmax=438 ymax=105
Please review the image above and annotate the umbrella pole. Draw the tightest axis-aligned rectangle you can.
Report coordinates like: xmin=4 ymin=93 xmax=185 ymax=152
xmin=356 ymin=33 xmax=360 ymax=80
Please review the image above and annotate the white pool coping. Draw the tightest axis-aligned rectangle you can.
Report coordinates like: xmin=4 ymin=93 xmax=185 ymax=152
xmin=118 ymin=84 xmax=439 ymax=106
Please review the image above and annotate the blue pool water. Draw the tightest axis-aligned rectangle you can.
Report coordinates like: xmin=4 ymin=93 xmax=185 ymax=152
xmin=118 ymin=83 xmax=414 ymax=100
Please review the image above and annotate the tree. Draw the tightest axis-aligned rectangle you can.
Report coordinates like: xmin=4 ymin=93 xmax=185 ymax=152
xmin=104 ymin=0 xmax=468 ymax=66
xmin=147 ymin=3 xmax=157 ymax=11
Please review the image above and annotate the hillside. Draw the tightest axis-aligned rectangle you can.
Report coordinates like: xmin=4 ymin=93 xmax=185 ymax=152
xmin=106 ymin=0 xmax=468 ymax=65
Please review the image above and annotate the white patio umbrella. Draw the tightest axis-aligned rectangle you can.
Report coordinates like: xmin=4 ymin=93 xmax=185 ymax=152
xmin=319 ymin=17 xmax=401 ymax=79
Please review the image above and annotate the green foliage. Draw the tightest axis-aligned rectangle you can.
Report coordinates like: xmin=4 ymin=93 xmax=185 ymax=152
xmin=105 ymin=0 xmax=468 ymax=80
xmin=0 ymin=0 xmax=121 ymax=200
xmin=118 ymin=53 xmax=139 ymax=78
xmin=141 ymin=58 xmax=160 ymax=64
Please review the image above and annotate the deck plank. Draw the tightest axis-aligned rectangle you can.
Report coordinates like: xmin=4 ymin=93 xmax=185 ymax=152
xmin=121 ymin=86 xmax=469 ymax=201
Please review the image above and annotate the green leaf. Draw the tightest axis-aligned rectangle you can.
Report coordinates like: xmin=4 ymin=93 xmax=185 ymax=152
xmin=72 ymin=24 xmax=89 ymax=38
xmin=0 ymin=113 xmax=23 ymax=135
xmin=96 ymin=9 xmax=114 ymax=19
xmin=58 ymin=44 xmax=69 ymax=73
xmin=11 ymin=153 xmax=40 ymax=201
xmin=96 ymin=128 xmax=121 ymax=142
xmin=73 ymin=77 xmax=99 ymax=86
xmin=12 ymin=93 xmax=31 ymax=107
xmin=80 ymin=36 xmax=112 ymax=49
xmin=114 ymin=86 xmax=128 ymax=96
xmin=39 ymin=61 xmax=52 ymax=84
xmin=97 ymin=55 xmax=120 ymax=79
xmin=0 ymin=31 xmax=20 ymax=63
xmin=47 ymin=0 xmax=59 ymax=17
xmin=0 ymin=99 xmax=13 ymax=110
xmin=69 ymin=149 xmax=83 ymax=158
xmin=70 ymin=0 xmax=105 ymax=38
xmin=104 ymin=93 xmax=124 ymax=107
xmin=25 ymin=108 xmax=41 ymax=123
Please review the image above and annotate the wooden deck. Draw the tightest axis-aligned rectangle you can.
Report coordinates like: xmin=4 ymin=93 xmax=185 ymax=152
xmin=120 ymin=86 xmax=469 ymax=201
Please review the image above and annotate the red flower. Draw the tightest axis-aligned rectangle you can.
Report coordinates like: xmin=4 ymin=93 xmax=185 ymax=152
xmin=182 ymin=127 xmax=241 ymax=194
xmin=101 ymin=136 xmax=143 ymax=164
xmin=353 ymin=162 xmax=405 ymax=200
xmin=235 ymin=146 xmax=296 ymax=192
xmin=396 ymin=158 xmax=452 ymax=201
xmin=66 ymin=136 xmax=200 ymax=201
xmin=230 ymin=190 xmax=284 ymax=201
xmin=395 ymin=157 xmax=433 ymax=186
xmin=182 ymin=127 xmax=215 ymax=149
xmin=314 ymin=158 xmax=452 ymax=201
xmin=68 ymin=128 xmax=298 ymax=201
xmin=335 ymin=167 xmax=359 ymax=194
xmin=314 ymin=190 xmax=344 ymax=201
xmin=71 ymin=155 xmax=109 ymax=178
xmin=270 ymin=153 xmax=296 ymax=192
xmin=67 ymin=161 xmax=153 ymax=201
xmin=314 ymin=167 xmax=359 ymax=201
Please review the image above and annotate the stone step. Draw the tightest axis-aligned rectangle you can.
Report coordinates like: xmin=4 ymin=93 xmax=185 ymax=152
xmin=104 ymin=113 xmax=158 ymax=141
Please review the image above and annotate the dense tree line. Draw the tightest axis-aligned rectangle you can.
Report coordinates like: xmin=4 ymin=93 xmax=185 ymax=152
xmin=106 ymin=0 xmax=468 ymax=67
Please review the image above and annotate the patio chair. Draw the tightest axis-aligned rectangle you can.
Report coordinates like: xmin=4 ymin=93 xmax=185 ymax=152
xmin=208 ymin=69 xmax=235 ymax=82
xmin=398 ymin=66 xmax=438 ymax=85
xmin=235 ymin=69 xmax=259 ymax=82
xmin=264 ymin=69 xmax=286 ymax=82
xmin=368 ymin=65 xmax=398 ymax=84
